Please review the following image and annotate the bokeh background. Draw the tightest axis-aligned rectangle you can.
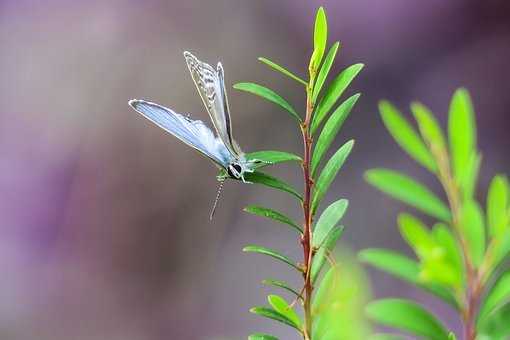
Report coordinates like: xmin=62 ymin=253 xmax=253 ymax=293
xmin=1 ymin=0 xmax=509 ymax=339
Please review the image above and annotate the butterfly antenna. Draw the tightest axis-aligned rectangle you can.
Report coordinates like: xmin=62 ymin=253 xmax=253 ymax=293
xmin=210 ymin=179 xmax=225 ymax=220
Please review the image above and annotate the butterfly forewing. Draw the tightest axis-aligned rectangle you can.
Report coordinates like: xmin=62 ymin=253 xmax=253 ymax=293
xmin=129 ymin=99 xmax=233 ymax=169
xmin=183 ymin=51 xmax=242 ymax=157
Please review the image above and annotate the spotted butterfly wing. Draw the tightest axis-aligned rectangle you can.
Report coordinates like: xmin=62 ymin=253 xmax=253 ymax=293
xmin=183 ymin=51 xmax=242 ymax=157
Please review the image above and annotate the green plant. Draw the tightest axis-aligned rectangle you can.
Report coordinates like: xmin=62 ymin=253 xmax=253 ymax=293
xmin=233 ymin=7 xmax=363 ymax=340
xmin=360 ymin=88 xmax=510 ymax=339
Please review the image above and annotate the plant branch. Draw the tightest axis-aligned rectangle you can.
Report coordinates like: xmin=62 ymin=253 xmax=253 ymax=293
xmin=300 ymin=80 xmax=315 ymax=340
xmin=433 ymin=146 xmax=483 ymax=340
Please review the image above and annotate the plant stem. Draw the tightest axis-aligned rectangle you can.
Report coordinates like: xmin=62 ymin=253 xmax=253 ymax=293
xmin=434 ymin=147 xmax=483 ymax=340
xmin=300 ymin=83 xmax=315 ymax=340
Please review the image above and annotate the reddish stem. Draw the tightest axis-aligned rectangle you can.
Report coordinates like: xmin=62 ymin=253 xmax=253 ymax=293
xmin=301 ymin=87 xmax=315 ymax=340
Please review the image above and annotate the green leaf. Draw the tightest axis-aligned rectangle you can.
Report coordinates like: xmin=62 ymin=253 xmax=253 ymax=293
xmin=460 ymin=200 xmax=485 ymax=267
xmin=313 ymin=199 xmax=348 ymax=248
xmin=311 ymin=94 xmax=360 ymax=176
xmin=448 ymin=88 xmax=476 ymax=186
xmin=397 ymin=214 xmax=460 ymax=287
xmin=487 ymin=175 xmax=509 ymax=238
xmin=312 ymin=264 xmax=341 ymax=312
xmin=246 ymin=150 xmax=302 ymax=169
xmin=250 ymin=306 xmax=301 ymax=331
xmin=311 ymin=226 xmax=344 ymax=282
xmin=478 ymin=302 xmax=510 ymax=339
xmin=268 ymin=294 xmax=302 ymax=328
xmin=365 ymin=299 xmax=450 ymax=340
xmin=248 ymin=333 xmax=279 ymax=340
xmin=244 ymin=205 xmax=302 ymax=234
xmin=262 ymin=279 xmax=300 ymax=297
xmin=311 ymin=7 xmax=328 ymax=72
xmin=459 ymin=151 xmax=481 ymax=201
xmin=358 ymin=248 xmax=458 ymax=307
xmin=398 ymin=213 xmax=436 ymax=259
xmin=411 ymin=101 xmax=446 ymax=150
xmin=365 ymin=168 xmax=451 ymax=222
xmin=494 ymin=233 xmax=510 ymax=271
xmin=479 ymin=272 xmax=510 ymax=325
xmin=432 ymin=223 xmax=464 ymax=285
xmin=245 ymin=171 xmax=302 ymax=202
xmin=258 ymin=57 xmax=307 ymax=86
xmin=233 ymin=82 xmax=301 ymax=122
xmin=311 ymin=63 xmax=364 ymax=134
xmin=243 ymin=245 xmax=300 ymax=271
xmin=359 ymin=248 xmax=420 ymax=282
xmin=312 ymin=42 xmax=340 ymax=103
xmin=379 ymin=100 xmax=436 ymax=172
xmin=311 ymin=140 xmax=354 ymax=214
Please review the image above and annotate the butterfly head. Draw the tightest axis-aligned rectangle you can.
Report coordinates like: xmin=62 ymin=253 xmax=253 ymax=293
xmin=224 ymin=157 xmax=266 ymax=183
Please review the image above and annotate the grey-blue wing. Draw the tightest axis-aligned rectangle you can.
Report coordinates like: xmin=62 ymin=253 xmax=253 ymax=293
xmin=129 ymin=99 xmax=233 ymax=168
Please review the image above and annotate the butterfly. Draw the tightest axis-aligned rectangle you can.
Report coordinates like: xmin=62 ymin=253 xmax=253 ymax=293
xmin=129 ymin=52 xmax=266 ymax=217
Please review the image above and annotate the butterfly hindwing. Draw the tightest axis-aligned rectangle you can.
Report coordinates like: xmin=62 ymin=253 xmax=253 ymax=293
xmin=129 ymin=99 xmax=233 ymax=169
xmin=183 ymin=51 xmax=241 ymax=157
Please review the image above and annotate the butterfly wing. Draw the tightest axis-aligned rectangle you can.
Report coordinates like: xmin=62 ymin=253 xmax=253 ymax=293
xmin=129 ymin=99 xmax=232 ymax=169
xmin=183 ymin=51 xmax=242 ymax=157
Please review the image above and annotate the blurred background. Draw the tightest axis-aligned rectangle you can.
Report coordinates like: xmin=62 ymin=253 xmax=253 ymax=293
xmin=1 ymin=0 xmax=509 ymax=339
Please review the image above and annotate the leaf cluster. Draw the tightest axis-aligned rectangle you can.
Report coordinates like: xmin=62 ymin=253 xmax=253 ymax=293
xmin=360 ymin=88 xmax=510 ymax=339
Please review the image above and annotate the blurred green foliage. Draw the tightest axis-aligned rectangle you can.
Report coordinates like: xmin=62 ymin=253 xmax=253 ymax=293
xmin=361 ymin=88 xmax=510 ymax=339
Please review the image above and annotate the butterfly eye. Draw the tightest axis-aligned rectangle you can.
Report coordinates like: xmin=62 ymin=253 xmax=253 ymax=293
xmin=232 ymin=164 xmax=242 ymax=173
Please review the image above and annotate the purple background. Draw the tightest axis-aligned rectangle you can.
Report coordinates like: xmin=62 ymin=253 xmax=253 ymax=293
xmin=0 ymin=0 xmax=509 ymax=339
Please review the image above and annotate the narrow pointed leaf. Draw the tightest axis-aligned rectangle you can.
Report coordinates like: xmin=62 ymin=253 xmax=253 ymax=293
xmin=411 ymin=102 xmax=446 ymax=150
xmin=365 ymin=299 xmax=450 ymax=340
xmin=243 ymin=245 xmax=300 ymax=271
xmin=262 ymin=279 xmax=300 ymax=297
xmin=379 ymin=100 xmax=436 ymax=172
xmin=249 ymin=333 xmax=279 ymax=340
xmin=313 ymin=199 xmax=348 ymax=248
xmin=244 ymin=205 xmax=302 ymax=234
xmin=311 ymin=64 xmax=364 ymax=134
xmin=311 ymin=94 xmax=360 ymax=176
xmin=459 ymin=151 xmax=481 ymax=201
xmin=245 ymin=171 xmax=302 ymax=202
xmin=479 ymin=272 xmax=510 ymax=324
xmin=487 ymin=175 xmax=509 ymax=238
xmin=477 ymin=302 xmax=510 ymax=338
xmin=268 ymin=294 xmax=302 ymax=327
xmin=312 ymin=264 xmax=341 ymax=311
xmin=358 ymin=248 xmax=458 ymax=307
xmin=398 ymin=213 xmax=437 ymax=259
xmin=311 ymin=7 xmax=328 ymax=71
xmin=460 ymin=200 xmax=485 ymax=267
xmin=258 ymin=57 xmax=307 ymax=86
xmin=311 ymin=140 xmax=354 ymax=214
xmin=448 ymin=88 xmax=476 ymax=186
xmin=234 ymin=82 xmax=301 ymax=122
xmin=365 ymin=168 xmax=451 ymax=222
xmin=312 ymin=42 xmax=340 ymax=103
xmin=246 ymin=150 xmax=302 ymax=169
xmin=431 ymin=224 xmax=464 ymax=287
xmin=311 ymin=226 xmax=344 ymax=282
xmin=250 ymin=306 xmax=301 ymax=331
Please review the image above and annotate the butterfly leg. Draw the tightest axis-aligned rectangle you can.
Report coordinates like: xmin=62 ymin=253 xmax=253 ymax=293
xmin=240 ymin=173 xmax=253 ymax=184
